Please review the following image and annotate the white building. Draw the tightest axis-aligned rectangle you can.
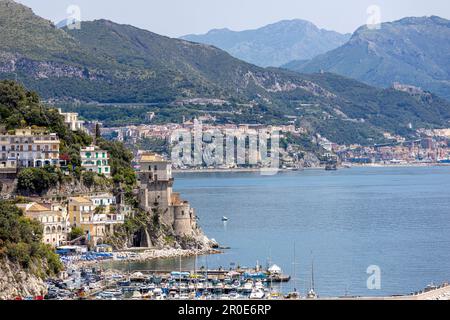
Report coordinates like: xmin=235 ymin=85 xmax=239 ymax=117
xmin=89 ymin=193 xmax=116 ymax=207
xmin=0 ymin=128 xmax=60 ymax=170
xmin=16 ymin=202 xmax=70 ymax=247
xmin=58 ymin=109 xmax=85 ymax=132
xmin=80 ymin=146 xmax=111 ymax=177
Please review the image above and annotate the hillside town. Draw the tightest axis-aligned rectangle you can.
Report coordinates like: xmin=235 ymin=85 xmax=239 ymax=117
xmin=0 ymin=108 xmax=208 ymax=253
xmin=3 ymin=105 xmax=450 ymax=258
xmin=99 ymin=116 xmax=450 ymax=170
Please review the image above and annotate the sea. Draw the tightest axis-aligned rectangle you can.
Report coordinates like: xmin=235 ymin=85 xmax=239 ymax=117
xmin=104 ymin=166 xmax=450 ymax=297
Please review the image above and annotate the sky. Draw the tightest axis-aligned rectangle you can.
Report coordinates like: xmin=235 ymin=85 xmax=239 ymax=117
xmin=16 ymin=0 xmax=450 ymax=37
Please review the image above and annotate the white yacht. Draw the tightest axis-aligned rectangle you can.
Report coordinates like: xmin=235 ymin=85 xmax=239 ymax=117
xmin=249 ymin=288 xmax=265 ymax=300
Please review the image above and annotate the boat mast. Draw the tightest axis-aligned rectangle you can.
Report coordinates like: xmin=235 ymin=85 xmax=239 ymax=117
xmin=292 ymin=242 xmax=298 ymax=293
xmin=194 ymin=252 xmax=197 ymax=292
xmin=311 ymin=258 xmax=315 ymax=293
xmin=179 ymin=255 xmax=182 ymax=295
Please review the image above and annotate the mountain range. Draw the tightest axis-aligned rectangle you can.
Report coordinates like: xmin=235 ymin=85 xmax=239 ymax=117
xmin=1 ymin=0 xmax=450 ymax=145
xmin=181 ymin=20 xmax=350 ymax=67
xmin=283 ymin=16 xmax=450 ymax=100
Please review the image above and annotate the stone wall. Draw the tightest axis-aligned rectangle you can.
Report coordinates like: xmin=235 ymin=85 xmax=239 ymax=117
xmin=173 ymin=204 xmax=196 ymax=237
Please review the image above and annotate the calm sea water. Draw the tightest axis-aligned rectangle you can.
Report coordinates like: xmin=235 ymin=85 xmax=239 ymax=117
xmin=107 ymin=167 xmax=450 ymax=297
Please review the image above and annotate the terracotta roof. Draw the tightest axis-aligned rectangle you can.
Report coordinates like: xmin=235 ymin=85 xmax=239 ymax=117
xmin=17 ymin=202 xmax=50 ymax=213
xmin=70 ymin=197 xmax=93 ymax=204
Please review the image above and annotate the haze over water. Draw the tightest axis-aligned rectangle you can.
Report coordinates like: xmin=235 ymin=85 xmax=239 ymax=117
xmin=110 ymin=167 xmax=450 ymax=297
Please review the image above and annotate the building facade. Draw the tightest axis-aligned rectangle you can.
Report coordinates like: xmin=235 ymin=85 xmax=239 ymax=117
xmin=58 ymin=109 xmax=85 ymax=132
xmin=0 ymin=128 xmax=60 ymax=171
xmin=80 ymin=146 xmax=111 ymax=177
xmin=68 ymin=195 xmax=124 ymax=245
xmin=17 ymin=202 xmax=70 ymax=247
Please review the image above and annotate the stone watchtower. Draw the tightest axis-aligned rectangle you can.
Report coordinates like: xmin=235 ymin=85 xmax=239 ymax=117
xmin=138 ymin=153 xmax=197 ymax=237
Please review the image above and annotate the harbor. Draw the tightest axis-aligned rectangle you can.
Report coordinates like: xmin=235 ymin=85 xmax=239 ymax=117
xmin=42 ymin=262 xmax=450 ymax=300
xmin=45 ymin=263 xmax=293 ymax=300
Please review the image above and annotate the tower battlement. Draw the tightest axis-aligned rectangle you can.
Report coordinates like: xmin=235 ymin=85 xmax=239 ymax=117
xmin=137 ymin=152 xmax=197 ymax=237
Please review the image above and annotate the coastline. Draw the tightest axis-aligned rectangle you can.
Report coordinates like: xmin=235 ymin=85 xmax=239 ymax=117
xmin=70 ymin=247 xmax=222 ymax=269
xmin=173 ymin=163 xmax=450 ymax=174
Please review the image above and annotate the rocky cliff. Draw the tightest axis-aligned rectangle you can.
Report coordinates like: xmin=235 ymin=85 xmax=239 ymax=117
xmin=0 ymin=259 xmax=47 ymax=300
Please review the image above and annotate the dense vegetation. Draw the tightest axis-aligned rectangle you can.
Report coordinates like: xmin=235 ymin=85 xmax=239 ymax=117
xmin=0 ymin=80 xmax=93 ymax=161
xmin=0 ymin=201 xmax=63 ymax=277
xmin=17 ymin=167 xmax=61 ymax=196
xmin=0 ymin=80 xmax=93 ymax=194
xmin=0 ymin=80 xmax=138 ymax=195
xmin=2 ymin=1 xmax=450 ymax=146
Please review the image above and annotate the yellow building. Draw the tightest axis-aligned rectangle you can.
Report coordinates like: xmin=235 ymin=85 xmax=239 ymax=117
xmin=68 ymin=195 xmax=124 ymax=245
xmin=16 ymin=202 xmax=69 ymax=247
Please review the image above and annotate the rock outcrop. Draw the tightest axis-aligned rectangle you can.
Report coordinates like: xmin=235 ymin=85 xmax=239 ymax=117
xmin=0 ymin=259 xmax=47 ymax=300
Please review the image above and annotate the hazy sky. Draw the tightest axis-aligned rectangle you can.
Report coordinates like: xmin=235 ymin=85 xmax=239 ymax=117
xmin=16 ymin=0 xmax=450 ymax=37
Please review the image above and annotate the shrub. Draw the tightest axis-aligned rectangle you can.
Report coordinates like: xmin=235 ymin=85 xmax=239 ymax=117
xmin=6 ymin=242 xmax=31 ymax=268
xmin=82 ymin=171 xmax=96 ymax=188
xmin=0 ymin=201 xmax=62 ymax=276
xmin=17 ymin=167 xmax=60 ymax=195
xmin=69 ymin=227 xmax=84 ymax=240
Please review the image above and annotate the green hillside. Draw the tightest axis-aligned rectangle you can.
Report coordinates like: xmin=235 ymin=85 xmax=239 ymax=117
xmin=1 ymin=0 xmax=450 ymax=145
xmin=285 ymin=16 xmax=450 ymax=101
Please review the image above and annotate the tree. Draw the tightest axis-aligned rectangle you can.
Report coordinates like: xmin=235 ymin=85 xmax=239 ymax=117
xmin=82 ymin=171 xmax=96 ymax=188
xmin=17 ymin=168 xmax=59 ymax=195
xmin=95 ymin=122 xmax=101 ymax=140
xmin=69 ymin=227 xmax=84 ymax=241
xmin=0 ymin=201 xmax=62 ymax=275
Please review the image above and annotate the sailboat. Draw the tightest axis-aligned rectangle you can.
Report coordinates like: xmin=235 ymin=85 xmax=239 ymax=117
xmin=306 ymin=259 xmax=318 ymax=299
xmin=286 ymin=242 xmax=300 ymax=299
